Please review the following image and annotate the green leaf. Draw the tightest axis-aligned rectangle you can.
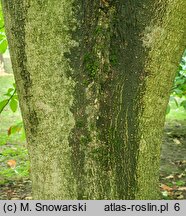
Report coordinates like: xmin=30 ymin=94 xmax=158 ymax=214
xmin=8 ymin=122 xmax=23 ymax=136
xmin=9 ymin=99 xmax=18 ymax=112
xmin=174 ymin=89 xmax=183 ymax=95
xmin=7 ymin=88 xmax=14 ymax=94
xmin=12 ymin=94 xmax=18 ymax=100
xmin=4 ymin=88 xmax=14 ymax=97
xmin=0 ymin=32 xmax=6 ymax=40
xmin=0 ymin=38 xmax=8 ymax=54
xmin=175 ymin=78 xmax=185 ymax=85
xmin=169 ymin=96 xmax=179 ymax=107
xmin=173 ymin=98 xmax=179 ymax=107
xmin=0 ymin=9 xmax=5 ymax=29
xmin=176 ymin=180 xmax=185 ymax=187
xmin=180 ymin=100 xmax=186 ymax=110
xmin=0 ymin=99 xmax=9 ymax=112
xmin=166 ymin=104 xmax=171 ymax=115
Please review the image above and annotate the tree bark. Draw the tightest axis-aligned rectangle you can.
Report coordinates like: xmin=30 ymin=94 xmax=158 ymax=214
xmin=2 ymin=0 xmax=186 ymax=199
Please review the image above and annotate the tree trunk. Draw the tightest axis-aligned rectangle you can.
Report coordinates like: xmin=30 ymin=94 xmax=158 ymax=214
xmin=2 ymin=0 xmax=186 ymax=199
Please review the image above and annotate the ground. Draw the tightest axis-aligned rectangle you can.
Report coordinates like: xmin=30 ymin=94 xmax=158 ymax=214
xmin=160 ymin=120 xmax=186 ymax=199
xmin=0 ymin=75 xmax=186 ymax=200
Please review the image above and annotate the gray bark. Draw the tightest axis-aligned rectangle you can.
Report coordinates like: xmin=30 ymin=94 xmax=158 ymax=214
xmin=2 ymin=0 xmax=186 ymax=199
